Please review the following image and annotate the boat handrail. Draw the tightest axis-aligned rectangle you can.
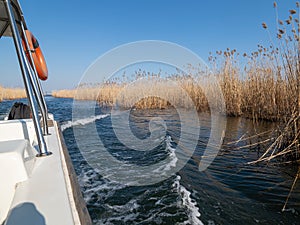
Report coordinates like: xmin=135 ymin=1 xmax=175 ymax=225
xmin=4 ymin=0 xmax=52 ymax=157
xmin=20 ymin=22 xmax=49 ymax=135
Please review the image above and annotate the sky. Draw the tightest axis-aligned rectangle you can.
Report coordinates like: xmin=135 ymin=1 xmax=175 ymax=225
xmin=0 ymin=0 xmax=298 ymax=92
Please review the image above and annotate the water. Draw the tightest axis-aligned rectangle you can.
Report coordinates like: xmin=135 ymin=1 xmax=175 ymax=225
xmin=1 ymin=97 xmax=300 ymax=225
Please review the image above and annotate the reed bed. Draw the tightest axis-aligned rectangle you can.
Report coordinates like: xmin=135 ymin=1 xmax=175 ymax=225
xmin=52 ymin=62 xmax=295 ymax=121
xmin=52 ymin=0 xmax=299 ymax=121
xmin=0 ymin=86 xmax=26 ymax=101
xmin=52 ymin=3 xmax=300 ymax=162
xmin=52 ymin=77 xmax=213 ymax=111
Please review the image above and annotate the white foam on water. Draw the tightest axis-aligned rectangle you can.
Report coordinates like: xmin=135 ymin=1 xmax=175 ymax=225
xmin=173 ymin=175 xmax=204 ymax=225
xmin=77 ymin=168 xmax=126 ymax=204
xmin=153 ymin=135 xmax=178 ymax=175
xmin=76 ymin=133 xmax=202 ymax=224
xmin=61 ymin=114 xmax=109 ymax=131
xmin=112 ymin=135 xmax=179 ymax=186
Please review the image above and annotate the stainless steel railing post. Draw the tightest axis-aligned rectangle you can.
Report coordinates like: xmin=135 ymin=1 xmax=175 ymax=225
xmin=20 ymin=22 xmax=49 ymax=135
xmin=4 ymin=0 xmax=52 ymax=157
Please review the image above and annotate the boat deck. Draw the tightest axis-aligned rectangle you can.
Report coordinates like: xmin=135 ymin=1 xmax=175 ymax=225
xmin=0 ymin=118 xmax=87 ymax=225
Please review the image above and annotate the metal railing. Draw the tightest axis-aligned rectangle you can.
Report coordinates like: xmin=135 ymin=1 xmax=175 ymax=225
xmin=4 ymin=0 xmax=52 ymax=156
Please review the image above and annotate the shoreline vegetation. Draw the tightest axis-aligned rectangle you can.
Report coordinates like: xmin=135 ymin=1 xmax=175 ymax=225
xmin=53 ymin=3 xmax=300 ymax=165
xmin=52 ymin=3 xmax=299 ymax=121
xmin=0 ymin=86 xmax=26 ymax=101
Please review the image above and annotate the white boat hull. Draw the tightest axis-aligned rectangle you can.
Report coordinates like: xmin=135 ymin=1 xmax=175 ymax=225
xmin=0 ymin=115 xmax=91 ymax=225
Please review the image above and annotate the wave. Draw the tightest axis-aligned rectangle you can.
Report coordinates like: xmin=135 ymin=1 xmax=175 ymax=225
xmin=78 ymin=169 xmax=126 ymax=205
xmin=61 ymin=114 xmax=109 ymax=131
xmin=173 ymin=175 xmax=203 ymax=225
xmin=75 ymin=133 xmax=202 ymax=224
xmin=153 ymin=135 xmax=178 ymax=175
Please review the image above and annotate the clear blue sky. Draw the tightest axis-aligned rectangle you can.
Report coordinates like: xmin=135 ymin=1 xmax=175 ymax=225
xmin=0 ymin=0 xmax=297 ymax=92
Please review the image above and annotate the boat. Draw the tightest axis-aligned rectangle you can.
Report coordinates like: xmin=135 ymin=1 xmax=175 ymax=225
xmin=0 ymin=0 xmax=92 ymax=224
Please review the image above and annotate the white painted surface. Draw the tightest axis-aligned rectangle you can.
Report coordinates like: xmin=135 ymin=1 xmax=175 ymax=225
xmin=0 ymin=139 xmax=34 ymax=224
xmin=0 ymin=119 xmax=36 ymax=144
xmin=0 ymin=117 xmax=81 ymax=225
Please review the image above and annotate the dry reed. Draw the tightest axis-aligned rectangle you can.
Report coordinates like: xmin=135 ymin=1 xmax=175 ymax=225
xmin=0 ymin=86 xmax=26 ymax=101
xmin=52 ymin=2 xmax=300 ymax=157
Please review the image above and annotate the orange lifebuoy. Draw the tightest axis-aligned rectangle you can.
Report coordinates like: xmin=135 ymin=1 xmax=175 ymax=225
xmin=22 ymin=30 xmax=48 ymax=81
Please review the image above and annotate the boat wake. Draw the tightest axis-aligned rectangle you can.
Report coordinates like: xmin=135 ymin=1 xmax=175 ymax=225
xmin=61 ymin=114 xmax=109 ymax=131
xmin=173 ymin=175 xmax=203 ymax=225
xmin=152 ymin=135 xmax=178 ymax=175
xmin=76 ymin=134 xmax=203 ymax=225
xmin=167 ymin=137 xmax=203 ymax=224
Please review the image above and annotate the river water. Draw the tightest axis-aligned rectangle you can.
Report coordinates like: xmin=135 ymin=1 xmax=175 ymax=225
xmin=0 ymin=97 xmax=299 ymax=225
